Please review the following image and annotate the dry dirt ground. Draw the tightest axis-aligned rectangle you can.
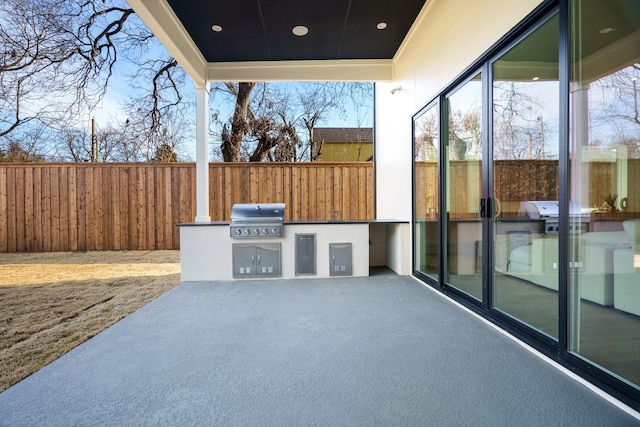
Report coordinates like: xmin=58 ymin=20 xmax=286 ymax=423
xmin=0 ymin=250 xmax=181 ymax=392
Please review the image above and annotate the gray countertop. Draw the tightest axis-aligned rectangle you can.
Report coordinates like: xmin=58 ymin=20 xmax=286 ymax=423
xmin=178 ymin=219 xmax=408 ymax=226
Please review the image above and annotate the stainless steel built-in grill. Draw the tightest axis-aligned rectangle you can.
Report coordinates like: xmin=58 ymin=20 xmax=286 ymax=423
xmin=519 ymin=201 xmax=589 ymax=234
xmin=230 ymin=203 xmax=285 ymax=238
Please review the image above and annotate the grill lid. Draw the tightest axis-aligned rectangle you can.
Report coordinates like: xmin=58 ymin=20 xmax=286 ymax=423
xmin=230 ymin=203 xmax=285 ymax=239
xmin=519 ymin=201 xmax=588 ymax=219
xmin=520 ymin=201 xmax=559 ymax=219
xmin=230 ymin=203 xmax=285 ymax=223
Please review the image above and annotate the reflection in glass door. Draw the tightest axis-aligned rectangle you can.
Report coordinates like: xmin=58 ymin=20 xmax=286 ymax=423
xmin=412 ymin=3 xmax=640 ymax=399
xmin=445 ymin=74 xmax=483 ymax=300
xmin=414 ymin=104 xmax=439 ymax=281
xmin=569 ymin=0 xmax=640 ymax=388
xmin=492 ymin=15 xmax=560 ymax=338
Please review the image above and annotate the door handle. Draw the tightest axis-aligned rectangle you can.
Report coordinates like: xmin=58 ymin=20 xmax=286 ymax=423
xmin=480 ymin=198 xmax=492 ymax=218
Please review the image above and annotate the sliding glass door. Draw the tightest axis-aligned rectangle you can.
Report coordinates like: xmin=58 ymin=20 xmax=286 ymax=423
xmin=412 ymin=1 xmax=640 ymax=403
xmin=440 ymin=13 xmax=561 ymax=338
xmin=444 ymin=73 xmax=484 ymax=301
xmin=569 ymin=0 xmax=640 ymax=387
xmin=491 ymin=14 xmax=560 ymax=339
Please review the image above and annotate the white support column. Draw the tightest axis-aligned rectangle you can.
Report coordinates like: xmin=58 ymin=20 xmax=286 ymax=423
xmin=569 ymin=82 xmax=589 ymax=353
xmin=570 ymin=82 xmax=589 ymax=205
xmin=195 ymin=82 xmax=211 ymax=223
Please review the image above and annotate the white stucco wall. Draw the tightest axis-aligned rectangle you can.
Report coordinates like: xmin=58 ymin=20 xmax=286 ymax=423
xmin=375 ymin=0 xmax=543 ymax=221
xmin=180 ymin=223 xmax=370 ymax=281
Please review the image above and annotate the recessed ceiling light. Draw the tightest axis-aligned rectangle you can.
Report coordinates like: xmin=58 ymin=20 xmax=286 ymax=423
xmin=532 ymin=76 xmax=540 ymax=81
xmin=292 ymin=25 xmax=309 ymax=36
xmin=376 ymin=22 xmax=387 ymax=30
xmin=599 ymin=27 xmax=616 ymax=34
xmin=211 ymin=24 xmax=223 ymax=32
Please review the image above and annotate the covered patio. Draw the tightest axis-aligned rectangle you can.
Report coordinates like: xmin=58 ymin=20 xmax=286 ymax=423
xmin=113 ymin=0 xmax=640 ymax=411
xmin=0 ymin=270 xmax=636 ymax=425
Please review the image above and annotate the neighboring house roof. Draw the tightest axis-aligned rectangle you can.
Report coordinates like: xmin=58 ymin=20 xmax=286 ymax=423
xmin=313 ymin=128 xmax=374 ymax=162
xmin=313 ymin=128 xmax=373 ymax=143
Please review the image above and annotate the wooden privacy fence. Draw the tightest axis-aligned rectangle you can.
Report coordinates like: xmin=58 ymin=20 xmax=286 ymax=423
xmin=415 ymin=159 xmax=640 ymax=219
xmin=0 ymin=162 xmax=374 ymax=252
xmin=415 ymin=160 xmax=559 ymax=219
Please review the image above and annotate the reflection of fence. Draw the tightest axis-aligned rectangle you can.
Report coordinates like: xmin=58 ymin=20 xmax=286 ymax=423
xmin=415 ymin=159 xmax=640 ymax=218
xmin=0 ymin=162 xmax=373 ymax=252
xmin=495 ymin=160 xmax=557 ymax=215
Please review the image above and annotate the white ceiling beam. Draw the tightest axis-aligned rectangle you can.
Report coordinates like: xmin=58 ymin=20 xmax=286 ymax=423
xmin=206 ymin=59 xmax=394 ymax=82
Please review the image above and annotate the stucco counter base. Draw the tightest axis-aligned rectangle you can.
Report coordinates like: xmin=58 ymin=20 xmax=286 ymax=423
xmin=179 ymin=222 xmax=374 ymax=281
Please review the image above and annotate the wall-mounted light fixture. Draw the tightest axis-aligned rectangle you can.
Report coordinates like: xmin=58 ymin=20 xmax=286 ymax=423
xmin=390 ymin=86 xmax=402 ymax=95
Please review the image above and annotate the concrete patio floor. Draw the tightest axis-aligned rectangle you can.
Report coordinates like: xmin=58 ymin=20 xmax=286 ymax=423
xmin=0 ymin=269 xmax=638 ymax=426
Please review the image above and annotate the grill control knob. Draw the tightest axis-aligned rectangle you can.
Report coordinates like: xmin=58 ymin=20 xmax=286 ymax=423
xmin=235 ymin=229 xmax=242 ymax=235
xmin=272 ymin=228 xmax=278 ymax=235
xmin=253 ymin=229 xmax=259 ymax=235
xmin=244 ymin=229 xmax=250 ymax=235
xmin=262 ymin=228 xmax=268 ymax=235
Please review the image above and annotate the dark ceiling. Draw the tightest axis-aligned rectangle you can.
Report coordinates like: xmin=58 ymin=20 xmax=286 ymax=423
xmin=166 ymin=0 xmax=427 ymax=62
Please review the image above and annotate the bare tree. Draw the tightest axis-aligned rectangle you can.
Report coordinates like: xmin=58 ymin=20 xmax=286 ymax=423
xmin=1 ymin=0 xmax=373 ymax=163
xmin=493 ymin=81 xmax=553 ymax=160
xmin=0 ymin=0 xmax=142 ymax=130
xmin=590 ymin=64 xmax=640 ymax=157
xmin=121 ymin=57 xmax=190 ymax=161
xmin=0 ymin=0 xmax=187 ymax=161
xmin=219 ymin=82 xmax=257 ymax=161
xmin=415 ymin=107 xmax=438 ymax=161
xmin=213 ymin=82 xmax=373 ymax=162
xmin=298 ymin=84 xmax=341 ymax=160
xmin=447 ymin=110 xmax=482 ymax=161
xmin=0 ymin=122 xmax=48 ymax=162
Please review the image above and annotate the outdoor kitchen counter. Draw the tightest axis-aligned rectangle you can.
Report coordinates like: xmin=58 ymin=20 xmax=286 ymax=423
xmin=178 ymin=220 xmax=410 ymax=281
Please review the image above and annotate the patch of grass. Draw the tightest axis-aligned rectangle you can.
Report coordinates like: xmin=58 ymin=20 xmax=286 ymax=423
xmin=0 ymin=251 xmax=180 ymax=392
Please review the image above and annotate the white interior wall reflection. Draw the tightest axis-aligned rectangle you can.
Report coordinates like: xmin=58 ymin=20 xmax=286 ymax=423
xmin=569 ymin=0 xmax=640 ymax=387
xmin=413 ymin=104 xmax=439 ymax=280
